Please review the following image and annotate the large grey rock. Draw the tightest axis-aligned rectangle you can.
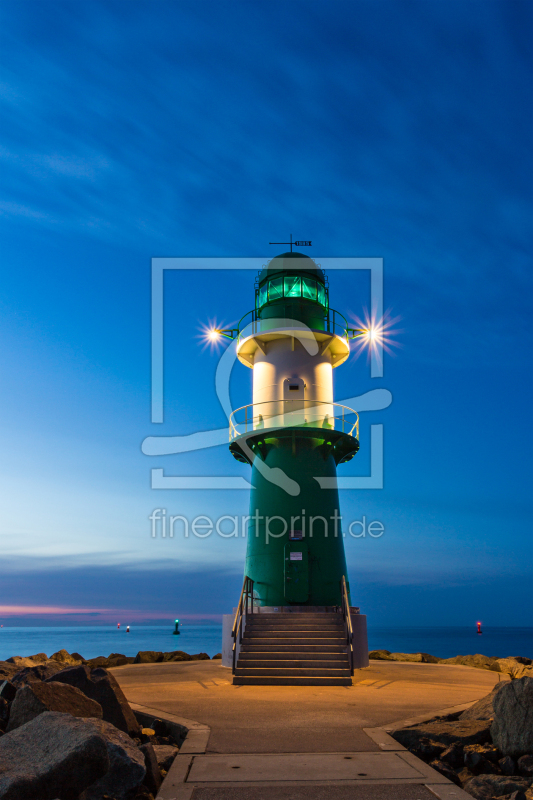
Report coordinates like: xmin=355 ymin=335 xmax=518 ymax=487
xmin=4 ymin=656 xmax=42 ymax=669
xmin=369 ymin=650 xmax=440 ymax=663
xmin=153 ymin=744 xmax=179 ymax=771
xmin=518 ymin=755 xmax=533 ymax=778
xmin=393 ymin=719 xmax=491 ymax=749
xmin=0 ymin=710 xmax=109 ymax=800
xmin=134 ymin=650 xmax=164 ymax=663
xmin=84 ymin=654 xmax=134 ymax=668
xmin=139 ymin=742 xmax=162 ymax=795
xmin=12 ymin=661 xmax=65 ymax=686
xmin=389 ymin=652 xmax=440 ymax=663
xmin=429 ymin=759 xmax=462 ymax=785
xmin=162 ymin=650 xmax=192 ymax=662
xmin=497 ymin=658 xmax=533 ymax=680
xmin=81 ymin=718 xmax=145 ymax=800
xmin=491 ymin=677 xmax=533 ymax=757
xmin=0 ymin=681 xmax=16 ymax=702
xmin=440 ymin=654 xmax=501 ymax=670
xmin=47 ymin=665 xmax=140 ymax=737
xmin=369 ymin=649 xmax=395 ymax=660
xmin=461 ymin=683 xmax=507 ymax=720
xmin=498 ymin=756 xmax=517 ymax=775
xmin=6 ymin=680 xmax=103 ymax=731
xmin=464 ymin=774 xmax=532 ymax=799
xmin=0 ymin=663 xmax=19 ymax=682
xmin=50 ymin=648 xmax=83 ymax=666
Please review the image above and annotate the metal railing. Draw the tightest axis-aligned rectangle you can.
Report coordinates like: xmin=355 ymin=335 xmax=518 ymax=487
xmin=341 ymin=575 xmax=354 ymax=675
xmin=234 ymin=306 xmax=350 ymax=343
xmin=231 ymin=575 xmax=254 ymax=674
xmin=229 ymin=400 xmax=359 ymax=441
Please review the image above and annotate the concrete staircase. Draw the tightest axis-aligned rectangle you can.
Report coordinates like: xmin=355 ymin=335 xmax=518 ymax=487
xmin=233 ymin=612 xmax=352 ymax=686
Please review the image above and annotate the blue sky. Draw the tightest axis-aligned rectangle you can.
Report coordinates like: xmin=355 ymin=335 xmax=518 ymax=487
xmin=0 ymin=0 xmax=531 ymax=627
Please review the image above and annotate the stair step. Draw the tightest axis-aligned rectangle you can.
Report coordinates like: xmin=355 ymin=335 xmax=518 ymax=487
xmin=234 ymin=667 xmax=352 ymax=677
xmin=242 ymin=638 xmax=346 ymax=645
xmin=237 ymin=659 xmax=349 ymax=669
xmin=240 ymin=644 xmax=348 ymax=653
xmin=244 ymin=628 xmax=346 ymax=639
xmin=239 ymin=652 xmax=347 ymax=661
xmin=233 ymin=676 xmax=352 ymax=686
xmin=247 ymin=624 xmax=346 ymax=631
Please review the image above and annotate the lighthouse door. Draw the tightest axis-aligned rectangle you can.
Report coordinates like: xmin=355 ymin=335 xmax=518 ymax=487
xmin=283 ymin=377 xmax=305 ymax=427
xmin=284 ymin=541 xmax=309 ymax=603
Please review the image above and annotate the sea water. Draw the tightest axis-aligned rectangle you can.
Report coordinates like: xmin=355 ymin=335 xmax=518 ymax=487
xmin=0 ymin=625 xmax=531 ymax=662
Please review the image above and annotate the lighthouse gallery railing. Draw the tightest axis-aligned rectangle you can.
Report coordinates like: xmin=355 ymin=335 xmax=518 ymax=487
xmin=236 ymin=306 xmax=350 ymax=343
xmin=229 ymin=400 xmax=359 ymax=441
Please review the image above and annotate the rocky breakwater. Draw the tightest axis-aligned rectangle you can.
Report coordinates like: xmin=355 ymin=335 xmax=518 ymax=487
xmin=369 ymin=650 xmax=533 ymax=680
xmin=392 ymin=676 xmax=533 ymax=800
xmin=0 ymin=647 xmax=221 ymax=799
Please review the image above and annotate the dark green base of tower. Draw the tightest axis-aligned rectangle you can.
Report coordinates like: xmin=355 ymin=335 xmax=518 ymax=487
xmin=230 ymin=426 xmax=359 ymax=608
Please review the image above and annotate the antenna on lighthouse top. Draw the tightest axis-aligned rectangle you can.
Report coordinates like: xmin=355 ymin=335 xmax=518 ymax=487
xmin=269 ymin=233 xmax=312 ymax=253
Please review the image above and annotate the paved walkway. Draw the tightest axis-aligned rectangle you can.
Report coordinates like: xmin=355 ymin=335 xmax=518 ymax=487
xmin=112 ymin=660 xmax=505 ymax=799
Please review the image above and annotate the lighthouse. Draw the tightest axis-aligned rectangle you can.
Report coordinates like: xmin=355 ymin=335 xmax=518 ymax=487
xmin=229 ymin=250 xmax=359 ymax=606
xmin=219 ymin=247 xmax=369 ymax=683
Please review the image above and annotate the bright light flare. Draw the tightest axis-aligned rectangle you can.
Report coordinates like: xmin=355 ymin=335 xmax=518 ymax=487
xmin=197 ymin=319 xmax=230 ymax=351
xmin=350 ymin=309 xmax=401 ymax=364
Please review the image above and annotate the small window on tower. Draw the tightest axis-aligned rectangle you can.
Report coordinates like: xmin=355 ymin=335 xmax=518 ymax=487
xmin=268 ymin=277 xmax=283 ymax=301
xmin=289 ymin=384 xmax=299 ymax=391
xmin=284 ymin=276 xmax=301 ymax=298
xmin=302 ymin=277 xmax=317 ymax=301
xmin=258 ymin=284 xmax=267 ymax=307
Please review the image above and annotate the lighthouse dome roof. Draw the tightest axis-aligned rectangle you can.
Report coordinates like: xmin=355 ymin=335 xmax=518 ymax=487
xmin=258 ymin=252 xmax=325 ymax=285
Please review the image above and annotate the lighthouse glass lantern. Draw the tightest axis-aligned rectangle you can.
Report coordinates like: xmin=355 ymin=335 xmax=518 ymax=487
xmin=227 ymin=251 xmax=360 ymax=608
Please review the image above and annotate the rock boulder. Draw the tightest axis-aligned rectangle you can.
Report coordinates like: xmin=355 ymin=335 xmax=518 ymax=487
xmin=139 ymin=742 xmax=163 ymax=795
xmin=518 ymin=755 xmax=533 ymax=778
xmin=460 ymin=682 xmax=506 ymax=721
xmin=464 ymin=774 xmax=532 ymax=799
xmin=134 ymin=650 xmax=164 ymax=663
xmin=440 ymin=654 xmax=501 ymax=670
xmin=50 ymin=648 xmax=84 ymax=666
xmin=0 ymin=662 xmax=19 ymax=682
xmin=0 ymin=680 xmax=16 ymax=702
xmin=12 ymin=661 xmax=66 ymax=686
xmin=47 ymin=665 xmax=141 ymax=737
xmin=153 ymin=744 xmax=179 ymax=772
xmin=81 ymin=718 xmax=146 ymax=800
xmin=5 ymin=656 xmax=42 ymax=669
xmin=393 ymin=719 xmax=492 ymax=749
xmin=162 ymin=650 xmax=193 ymax=662
xmin=0 ymin=711 xmax=109 ymax=800
xmin=6 ymin=680 xmax=103 ymax=732
xmin=491 ymin=677 xmax=533 ymax=757
xmin=429 ymin=759 xmax=462 ymax=785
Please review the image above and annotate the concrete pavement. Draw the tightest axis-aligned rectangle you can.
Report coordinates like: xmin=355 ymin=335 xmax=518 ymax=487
xmin=111 ymin=660 xmax=505 ymax=798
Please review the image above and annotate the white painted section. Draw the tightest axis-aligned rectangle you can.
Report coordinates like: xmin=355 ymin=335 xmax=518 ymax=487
xmin=253 ymin=336 xmax=333 ymax=405
xmin=351 ymin=613 xmax=369 ymax=669
xmin=221 ymin=612 xmax=245 ymax=668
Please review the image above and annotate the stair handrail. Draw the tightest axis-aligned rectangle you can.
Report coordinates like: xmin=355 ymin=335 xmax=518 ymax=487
xmin=231 ymin=575 xmax=254 ymax=674
xmin=340 ymin=575 xmax=354 ymax=675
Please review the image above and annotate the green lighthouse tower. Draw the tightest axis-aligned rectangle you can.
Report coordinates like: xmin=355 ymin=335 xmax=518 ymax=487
xmin=228 ymin=251 xmax=360 ymax=608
